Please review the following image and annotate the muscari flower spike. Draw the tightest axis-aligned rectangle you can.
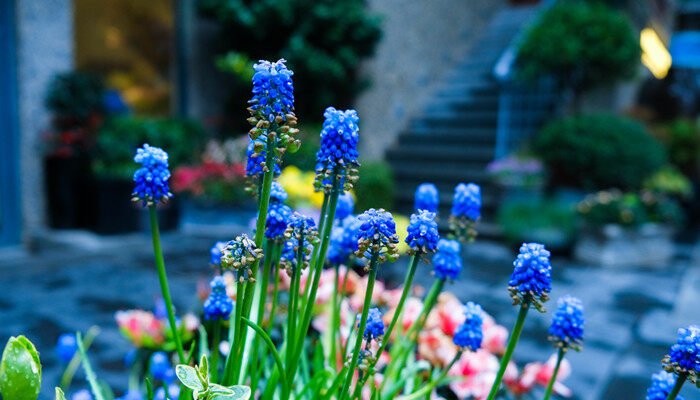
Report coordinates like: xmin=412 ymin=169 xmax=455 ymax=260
xmin=335 ymin=192 xmax=355 ymax=221
xmin=405 ymin=210 xmax=439 ymax=256
xmin=203 ymin=276 xmax=234 ymax=321
xmin=453 ymin=301 xmax=484 ymax=352
xmin=245 ymin=139 xmax=282 ymax=195
xmin=280 ymin=212 xmax=319 ymax=272
xmin=327 ymin=215 xmax=362 ymax=266
xmin=270 ymin=181 xmax=289 ymax=204
xmin=663 ymin=325 xmax=700 ymax=385
xmin=358 ymin=307 xmax=385 ymax=341
xmin=508 ymin=243 xmax=552 ymax=312
xmin=149 ymin=351 xmax=172 ymax=382
xmin=647 ymin=370 xmax=686 ymax=400
xmin=433 ymin=238 xmax=462 ymax=280
xmin=414 ymin=183 xmax=439 ymax=213
xmin=131 ymin=144 xmax=172 ymax=206
xmin=356 ymin=208 xmax=400 ymax=265
xmin=220 ymin=234 xmax=263 ymax=283
xmin=449 ymin=182 xmax=481 ymax=243
xmin=314 ymin=107 xmax=360 ymax=193
xmin=56 ymin=333 xmax=78 ymax=363
xmin=72 ymin=389 xmax=93 ymax=400
xmin=247 ymin=59 xmax=299 ymax=164
xmin=265 ymin=203 xmax=292 ymax=241
xmin=549 ymin=295 xmax=585 ymax=351
xmin=209 ymin=241 xmax=227 ymax=267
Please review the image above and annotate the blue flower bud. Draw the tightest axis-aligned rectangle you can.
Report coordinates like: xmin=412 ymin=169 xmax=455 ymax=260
xmin=356 ymin=209 xmax=399 ymax=264
xmin=414 ymin=183 xmax=439 ymax=213
xmin=265 ymin=203 xmax=292 ymax=241
xmin=358 ymin=307 xmax=384 ymax=340
xmin=56 ymin=333 xmax=78 ymax=364
xmin=327 ymin=216 xmax=362 ymax=266
xmin=203 ymin=276 xmax=234 ymax=321
xmin=646 ymin=370 xmax=686 ymax=400
xmin=115 ymin=389 xmax=144 ymax=400
xmin=449 ymin=183 xmax=481 ymax=243
xmin=663 ymin=325 xmax=700 ymax=381
xmin=250 ymin=59 xmax=294 ymax=123
xmin=209 ymin=241 xmax=228 ymax=267
xmin=508 ymin=243 xmax=552 ymax=311
xmin=71 ymin=389 xmax=93 ymax=400
xmin=335 ymin=192 xmax=355 ymax=221
xmin=149 ymin=351 xmax=172 ymax=381
xmin=132 ymin=144 xmax=172 ymax=206
xmin=314 ymin=107 xmax=360 ymax=192
xmin=270 ymin=181 xmax=289 ymax=204
xmin=405 ymin=210 xmax=439 ymax=255
xmin=549 ymin=295 xmax=584 ymax=350
xmin=246 ymin=139 xmax=281 ymax=178
xmin=453 ymin=302 xmax=483 ymax=351
xmin=433 ymin=239 xmax=462 ymax=280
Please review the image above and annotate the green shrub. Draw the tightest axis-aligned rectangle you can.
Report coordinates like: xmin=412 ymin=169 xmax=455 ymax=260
xmin=45 ymin=71 xmax=105 ymax=121
xmin=577 ymin=189 xmax=683 ymax=227
xmin=354 ymin=161 xmax=394 ymax=211
xmin=197 ymin=0 xmax=382 ymax=122
xmin=94 ymin=116 xmax=208 ymax=178
xmin=652 ymin=119 xmax=700 ymax=177
xmin=534 ymin=114 xmax=666 ymax=190
xmin=497 ymin=199 xmax=577 ymax=250
xmin=283 ymin=124 xmax=322 ymax=171
xmin=517 ymin=1 xmax=638 ymax=96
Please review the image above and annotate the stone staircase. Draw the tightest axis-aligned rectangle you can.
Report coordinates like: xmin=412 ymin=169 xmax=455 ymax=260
xmin=386 ymin=6 xmax=539 ymax=230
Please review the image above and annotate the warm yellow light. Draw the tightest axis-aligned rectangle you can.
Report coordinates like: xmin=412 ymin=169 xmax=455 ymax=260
xmin=640 ymin=28 xmax=671 ymax=79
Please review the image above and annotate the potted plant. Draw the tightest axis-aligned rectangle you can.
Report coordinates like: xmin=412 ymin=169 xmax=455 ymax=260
xmin=487 ymin=153 xmax=545 ymax=204
xmin=574 ymin=189 xmax=683 ymax=266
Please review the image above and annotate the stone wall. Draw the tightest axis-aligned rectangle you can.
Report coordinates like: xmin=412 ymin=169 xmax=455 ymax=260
xmin=355 ymin=0 xmax=504 ymax=160
xmin=16 ymin=0 xmax=74 ymax=243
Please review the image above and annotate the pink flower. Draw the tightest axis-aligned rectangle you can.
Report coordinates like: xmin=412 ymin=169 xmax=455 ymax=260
xmin=115 ymin=310 xmax=165 ymax=347
xmin=482 ymin=323 xmax=508 ymax=355
xmin=504 ymin=353 xmax=572 ymax=397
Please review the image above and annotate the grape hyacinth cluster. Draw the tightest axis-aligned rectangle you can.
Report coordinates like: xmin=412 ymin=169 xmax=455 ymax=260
xmin=131 ymin=144 xmax=172 ymax=206
xmin=203 ymin=276 xmax=234 ymax=321
xmin=56 ymin=333 xmax=78 ymax=364
xmin=508 ymin=242 xmax=552 ymax=312
xmin=269 ymin=181 xmax=289 ymax=204
xmin=453 ymin=302 xmax=484 ymax=352
xmin=549 ymin=295 xmax=585 ymax=351
xmin=356 ymin=208 xmax=399 ymax=265
xmin=432 ymin=239 xmax=462 ymax=280
xmin=663 ymin=325 xmax=700 ymax=385
xmin=245 ymin=139 xmax=282 ymax=192
xmin=209 ymin=241 xmax=227 ymax=267
xmin=449 ymin=182 xmax=481 ymax=243
xmin=220 ymin=234 xmax=263 ymax=283
xmin=265 ymin=203 xmax=292 ymax=241
xmin=247 ymin=59 xmax=299 ymax=175
xmin=314 ymin=107 xmax=360 ymax=192
xmin=405 ymin=210 xmax=439 ymax=256
xmin=335 ymin=192 xmax=355 ymax=221
xmin=359 ymin=307 xmax=385 ymax=341
xmin=149 ymin=351 xmax=173 ymax=382
xmin=414 ymin=183 xmax=439 ymax=213
xmin=647 ymin=371 xmax=686 ymax=400
xmin=327 ymin=216 xmax=362 ymax=266
xmin=280 ymin=212 xmax=319 ymax=272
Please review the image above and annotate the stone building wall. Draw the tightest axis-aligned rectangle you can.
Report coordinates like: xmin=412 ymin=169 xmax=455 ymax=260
xmin=16 ymin=0 xmax=74 ymax=243
xmin=355 ymin=0 xmax=505 ymax=160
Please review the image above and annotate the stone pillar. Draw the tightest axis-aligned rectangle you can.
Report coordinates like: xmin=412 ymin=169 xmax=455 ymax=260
xmin=15 ymin=0 xmax=74 ymax=243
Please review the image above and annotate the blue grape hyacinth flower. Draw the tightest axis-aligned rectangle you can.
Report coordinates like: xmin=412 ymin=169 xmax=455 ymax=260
xmin=314 ymin=107 xmax=360 ymax=192
xmin=327 ymin=215 xmax=362 ymax=266
xmin=203 ymin=276 xmax=234 ymax=321
xmin=549 ymin=295 xmax=585 ymax=351
xmin=405 ymin=210 xmax=439 ymax=256
xmin=335 ymin=192 xmax=355 ymax=221
xmin=245 ymin=139 xmax=282 ymax=178
xmin=209 ymin=241 xmax=228 ymax=267
xmin=647 ymin=370 xmax=686 ymax=400
xmin=155 ymin=384 xmax=180 ymax=400
xmin=265 ymin=203 xmax=292 ymax=241
xmin=56 ymin=333 xmax=77 ymax=363
xmin=132 ymin=144 xmax=172 ymax=206
xmin=71 ymin=389 xmax=93 ymax=400
xmin=358 ymin=307 xmax=385 ymax=340
xmin=663 ymin=325 xmax=700 ymax=383
xmin=433 ymin=239 xmax=462 ymax=280
xmin=508 ymin=243 xmax=552 ymax=312
xmin=414 ymin=183 xmax=439 ymax=213
xmin=280 ymin=212 xmax=318 ymax=271
xmin=356 ymin=208 xmax=399 ymax=264
xmin=250 ymin=59 xmax=294 ymax=122
xmin=115 ymin=389 xmax=145 ymax=400
xmin=270 ymin=181 xmax=289 ymax=204
xmin=449 ymin=182 xmax=481 ymax=243
xmin=149 ymin=351 xmax=172 ymax=381
xmin=453 ymin=302 xmax=483 ymax=352
xmin=220 ymin=234 xmax=263 ymax=282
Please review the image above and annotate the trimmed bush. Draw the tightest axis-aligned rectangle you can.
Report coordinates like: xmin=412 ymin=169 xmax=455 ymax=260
xmin=534 ymin=114 xmax=666 ymax=190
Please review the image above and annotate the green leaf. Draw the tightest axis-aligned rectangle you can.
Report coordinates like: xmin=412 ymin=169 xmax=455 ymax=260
xmin=0 ymin=335 xmax=42 ymax=400
xmin=208 ymin=385 xmax=251 ymax=400
xmin=55 ymin=387 xmax=67 ymax=400
xmin=176 ymin=365 xmax=204 ymax=391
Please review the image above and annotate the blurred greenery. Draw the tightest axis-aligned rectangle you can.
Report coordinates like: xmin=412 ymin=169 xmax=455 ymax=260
xmin=644 ymin=166 xmax=694 ymax=199
xmin=45 ymin=71 xmax=105 ymax=121
xmin=93 ymin=116 xmax=208 ymax=179
xmin=652 ymin=119 xmax=700 ymax=178
xmin=283 ymin=124 xmax=322 ymax=171
xmin=354 ymin=161 xmax=394 ymax=211
xmin=577 ymin=190 xmax=684 ymax=227
xmin=517 ymin=1 xmax=638 ymax=106
xmin=534 ymin=114 xmax=666 ymax=190
xmin=197 ymin=0 xmax=382 ymax=125
xmin=498 ymin=199 xmax=577 ymax=250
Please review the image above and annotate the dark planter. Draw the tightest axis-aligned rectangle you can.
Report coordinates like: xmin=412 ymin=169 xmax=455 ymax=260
xmin=45 ymin=155 xmax=91 ymax=229
xmin=89 ymin=178 xmax=141 ymax=234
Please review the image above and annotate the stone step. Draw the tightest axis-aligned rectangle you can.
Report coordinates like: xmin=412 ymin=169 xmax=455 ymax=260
xmin=424 ymin=95 xmax=500 ymax=113
xmin=411 ymin=111 xmax=499 ymax=129
xmin=391 ymin=162 xmax=490 ymax=183
xmin=399 ymin=128 xmax=497 ymax=144
xmin=386 ymin=143 xmax=495 ymax=163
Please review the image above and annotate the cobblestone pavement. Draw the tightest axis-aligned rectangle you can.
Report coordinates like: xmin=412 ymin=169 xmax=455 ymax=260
xmin=0 ymin=228 xmax=698 ymax=400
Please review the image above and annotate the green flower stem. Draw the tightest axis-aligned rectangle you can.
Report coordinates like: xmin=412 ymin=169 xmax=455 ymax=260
xmin=76 ymin=332 xmax=106 ymax=400
xmin=288 ymin=178 xmax=341 ymax=383
xmin=250 ymin=241 xmax=278 ymax=393
xmin=339 ymin=252 xmax=380 ymax=400
xmin=148 ymin=206 xmax=186 ymax=364
xmin=542 ymin=347 xmax=565 ymax=400
xmin=665 ymin=372 xmax=687 ymax=400
xmin=329 ymin=264 xmax=341 ymax=370
xmin=267 ymin=246 xmax=283 ymax=329
xmin=287 ymin=253 xmax=302 ymax=371
xmin=61 ymin=326 xmax=99 ymax=390
xmin=223 ymin=280 xmax=245 ymax=385
xmin=303 ymin=191 xmax=331 ymax=305
xmin=400 ymin=351 xmax=461 ymax=400
xmin=210 ymin=320 xmax=221 ymax=383
xmin=241 ymin=317 xmax=290 ymax=399
xmin=486 ymin=301 xmax=530 ymax=400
